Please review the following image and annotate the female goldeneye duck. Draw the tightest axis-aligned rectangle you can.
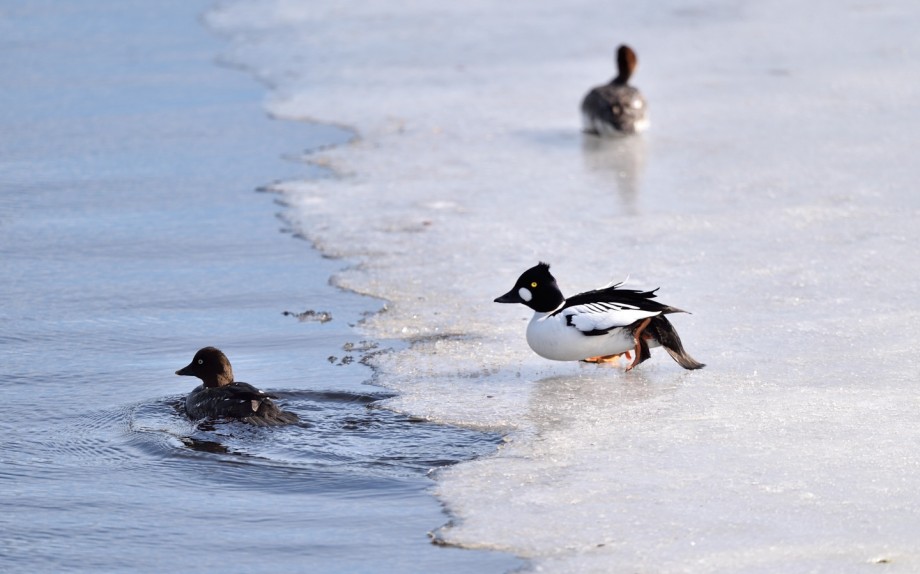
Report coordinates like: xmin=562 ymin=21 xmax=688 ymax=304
xmin=494 ymin=263 xmax=703 ymax=371
xmin=581 ymin=44 xmax=649 ymax=136
xmin=175 ymin=347 xmax=299 ymax=426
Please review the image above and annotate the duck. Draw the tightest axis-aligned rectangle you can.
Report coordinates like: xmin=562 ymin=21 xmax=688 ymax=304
xmin=581 ymin=44 xmax=649 ymax=136
xmin=494 ymin=263 xmax=703 ymax=371
xmin=175 ymin=347 xmax=299 ymax=426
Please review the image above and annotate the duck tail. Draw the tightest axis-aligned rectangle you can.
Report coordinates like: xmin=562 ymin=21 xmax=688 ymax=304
xmin=649 ymin=315 xmax=705 ymax=370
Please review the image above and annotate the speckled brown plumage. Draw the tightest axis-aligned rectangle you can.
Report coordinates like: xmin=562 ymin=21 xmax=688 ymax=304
xmin=581 ymin=45 xmax=649 ymax=136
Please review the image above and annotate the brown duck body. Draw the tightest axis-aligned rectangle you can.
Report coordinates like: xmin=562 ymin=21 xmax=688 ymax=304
xmin=581 ymin=83 xmax=648 ymax=135
xmin=581 ymin=44 xmax=649 ymax=136
xmin=176 ymin=347 xmax=299 ymax=426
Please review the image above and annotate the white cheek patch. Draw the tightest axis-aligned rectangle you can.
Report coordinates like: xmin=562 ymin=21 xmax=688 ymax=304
xmin=518 ymin=287 xmax=533 ymax=302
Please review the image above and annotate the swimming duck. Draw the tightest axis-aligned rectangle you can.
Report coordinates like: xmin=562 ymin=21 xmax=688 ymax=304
xmin=175 ymin=347 xmax=299 ymax=426
xmin=581 ymin=44 xmax=649 ymax=136
xmin=494 ymin=263 xmax=703 ymax=371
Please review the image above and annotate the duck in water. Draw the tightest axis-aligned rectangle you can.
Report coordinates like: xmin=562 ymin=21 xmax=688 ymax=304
xmin=175 ymin=347 xmax=299 ymax=426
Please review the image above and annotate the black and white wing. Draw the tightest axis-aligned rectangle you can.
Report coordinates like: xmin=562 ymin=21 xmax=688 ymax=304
xmin=552 ymin=282 xmax=684 ymax=337
xmin=559 ymin=301 xmax=661 ymax=335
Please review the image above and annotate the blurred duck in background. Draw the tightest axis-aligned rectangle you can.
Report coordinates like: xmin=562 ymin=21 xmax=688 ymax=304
xmin=581 ymin=44 xmax=649 ymax=136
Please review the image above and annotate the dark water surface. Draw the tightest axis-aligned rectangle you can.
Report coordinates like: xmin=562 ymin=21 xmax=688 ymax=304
xmin=0 ymin=1 xmax=520 ymax=572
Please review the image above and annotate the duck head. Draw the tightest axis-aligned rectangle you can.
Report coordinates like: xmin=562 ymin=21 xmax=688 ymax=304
xmin=614 ymin=44 xmax=638 ymax=85
xmin=494 ymin=262 xmax=565 ymax=313
xmin=176 ymin=346 xmax=234 ymax=388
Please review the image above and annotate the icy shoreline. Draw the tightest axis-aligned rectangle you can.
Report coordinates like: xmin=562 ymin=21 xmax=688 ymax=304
xmin=208 ymin=0 xmax=920 ymax=571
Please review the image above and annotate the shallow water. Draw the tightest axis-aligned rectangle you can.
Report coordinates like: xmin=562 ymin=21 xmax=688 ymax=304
xmin=209 ymin=0 xmax=920 ymax=572
xmin=0 ymin=1 xmax=521 ymax=572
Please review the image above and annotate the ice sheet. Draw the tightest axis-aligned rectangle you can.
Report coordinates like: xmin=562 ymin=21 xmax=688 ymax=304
xmin=208 ymin=0 xmax=920 ymax=570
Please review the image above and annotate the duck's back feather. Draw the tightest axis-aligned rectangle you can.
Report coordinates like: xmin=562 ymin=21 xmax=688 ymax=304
xmin=551 ymin=284 xmax=684 ymax=337
xmin=185 ymin=382 xmax=299 ymax=426
xmin=581 ymin=84 xmax=648 ymax=135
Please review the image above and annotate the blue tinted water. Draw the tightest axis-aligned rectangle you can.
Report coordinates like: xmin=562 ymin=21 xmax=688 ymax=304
xmin=0 ymin=1 xmax=520 ymax=571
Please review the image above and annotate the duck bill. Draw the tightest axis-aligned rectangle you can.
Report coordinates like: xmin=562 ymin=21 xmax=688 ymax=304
xmin=175 ymin=363 xmax=195 ymax=376
xmin=494 ymin=288 xmax=523 ymax=304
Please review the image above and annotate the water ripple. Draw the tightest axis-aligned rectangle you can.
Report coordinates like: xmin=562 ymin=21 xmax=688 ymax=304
xmin=126 ymin=390 xmax=502 ymax=493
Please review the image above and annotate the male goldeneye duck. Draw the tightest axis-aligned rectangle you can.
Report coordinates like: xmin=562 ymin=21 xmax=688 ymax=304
xmin=175 ymin=347 xmax=299 ymax=426
xmin=581 ymin=44 xmax=649 ymax=136
xmin=494 ymin=263 xmax=703 ymax=371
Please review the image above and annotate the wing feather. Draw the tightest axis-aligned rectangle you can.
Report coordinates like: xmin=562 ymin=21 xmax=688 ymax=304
xmin=564 ymin=304 xmax=660 ymax=335
xmin=553 ymin=281 xmax=685 ymax=336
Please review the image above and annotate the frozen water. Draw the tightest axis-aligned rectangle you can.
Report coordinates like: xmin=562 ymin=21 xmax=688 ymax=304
xmin=208 ymin=0 xmax=920 ymax=571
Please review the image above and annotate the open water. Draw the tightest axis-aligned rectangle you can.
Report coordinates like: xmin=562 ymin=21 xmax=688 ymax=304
xmin=0 ymin=1 xmax=521 ymax=572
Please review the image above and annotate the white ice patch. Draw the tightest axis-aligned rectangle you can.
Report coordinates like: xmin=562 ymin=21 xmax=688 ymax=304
xmin=209 ymin=0 xmax=920 ymax=570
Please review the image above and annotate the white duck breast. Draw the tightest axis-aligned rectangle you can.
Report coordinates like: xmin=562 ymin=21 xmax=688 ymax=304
xmin=526 ymin=310 xmax=660 ymax=362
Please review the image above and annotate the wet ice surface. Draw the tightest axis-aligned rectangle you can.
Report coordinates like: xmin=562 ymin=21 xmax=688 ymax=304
xmin=208 ymin=0 xmax=920 ymax=571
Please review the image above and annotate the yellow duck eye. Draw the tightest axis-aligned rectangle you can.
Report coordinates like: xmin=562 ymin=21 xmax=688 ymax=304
xmin=530 ymin=282 xmax=538 ymax=288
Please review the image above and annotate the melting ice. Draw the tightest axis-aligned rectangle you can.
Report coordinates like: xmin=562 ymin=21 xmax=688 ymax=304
xmin=208 ymin=1 xmax=920 ymax=571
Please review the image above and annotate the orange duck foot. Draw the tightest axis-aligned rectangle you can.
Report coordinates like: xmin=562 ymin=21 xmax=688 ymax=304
xmin=625 ymin=318 xmax=652 ymax=372
xmin=582 ymin=351 xmax=632 ymax=364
